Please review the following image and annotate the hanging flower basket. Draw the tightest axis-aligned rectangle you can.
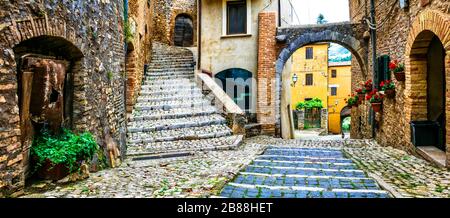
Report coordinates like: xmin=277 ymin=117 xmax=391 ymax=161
xmin=389 ymin=60 xmax=405 ymax=82
xmin=380 ymin=80 xmax=396 ymax=99
xmin=371 ymin=102 xmax=382 ymax=113
xmin=394 ymin=71 xmax=405 ymax=81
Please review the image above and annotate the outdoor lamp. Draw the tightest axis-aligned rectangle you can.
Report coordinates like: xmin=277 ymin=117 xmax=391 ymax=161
xmin=292 ymin=73 xmax=298 ymax=87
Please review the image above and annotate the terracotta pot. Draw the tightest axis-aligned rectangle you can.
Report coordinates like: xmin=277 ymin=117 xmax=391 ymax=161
xmin=385 ymin=89 xmax=396 ymax=98
xmin=36 ymin=158 xmax=70 ymax=181
xmin=371 ymin=102 xmax=382 ymax=113
xmin=394 ymin=71 xmax=405 ymax=81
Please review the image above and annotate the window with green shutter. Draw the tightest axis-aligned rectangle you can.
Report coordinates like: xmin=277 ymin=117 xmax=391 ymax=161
xmin=376 ymin=55 xmax=391 ymax=87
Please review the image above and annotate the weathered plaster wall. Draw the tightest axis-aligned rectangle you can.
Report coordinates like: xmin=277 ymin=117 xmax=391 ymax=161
xmin=0 ymin=0 xmax=127 ymax=196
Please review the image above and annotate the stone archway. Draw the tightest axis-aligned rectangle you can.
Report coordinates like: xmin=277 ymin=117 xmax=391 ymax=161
xmin=173 ymin=14 xmax=194 ymax=47
xmin=404 ymin=10 xmax=450 ymax=167
xmin=273 ymin=23 xmax=368 ymax=137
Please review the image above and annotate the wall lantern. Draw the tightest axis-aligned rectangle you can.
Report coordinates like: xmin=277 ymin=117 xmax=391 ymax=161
xmin=399 ymin=0 xmax=409 ymax=9
xmin=291 ymin=73 xmax=298 ymax=87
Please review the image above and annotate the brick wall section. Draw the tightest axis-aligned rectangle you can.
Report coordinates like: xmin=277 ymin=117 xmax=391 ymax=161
xmin=257 ymin=12 xmax=277 ymax=134
xmin=349 ymin=0 xmax=450 ymax=166
xmin=0 ymin=0 xmax=127 ymax=196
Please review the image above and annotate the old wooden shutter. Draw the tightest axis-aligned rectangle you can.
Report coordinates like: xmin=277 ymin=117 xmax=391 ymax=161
xmin=377 ymin=55 xmax=391 ymax=86
xmin=227 ymin=0 xmax=247 ymax=35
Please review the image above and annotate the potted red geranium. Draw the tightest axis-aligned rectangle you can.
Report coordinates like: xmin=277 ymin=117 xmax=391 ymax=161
xmin=366 ymin=89 xmax=384 ymax=113
xmin=389 ymin=60 xmax=405 ymax=81
xmin=380 ymin=80 xmax=395 ymax=98
xmin=345 ymin=94 xmax=359 ymax=108
xmin=355 ymin=88 xmax=365 ymax=103
xmin=362 ymin=79 xmax=373 ymax=92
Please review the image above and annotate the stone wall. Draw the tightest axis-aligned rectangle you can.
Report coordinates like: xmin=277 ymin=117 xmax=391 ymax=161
xmin=349 ymin=0 xmax=450 ymax=166
xmin=152 ymin=0 xmax=197 ymax=46
xmin=126 ymin=0 xmax=154 ymax=112
xmin=0 ymin=0 xmax=127 ymax=196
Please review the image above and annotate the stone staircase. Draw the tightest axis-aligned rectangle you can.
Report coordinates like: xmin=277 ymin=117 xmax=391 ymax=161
xmin=127 ymin=42 xmax=241 ymax=157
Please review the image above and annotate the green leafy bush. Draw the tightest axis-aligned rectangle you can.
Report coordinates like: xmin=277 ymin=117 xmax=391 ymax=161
xmin=31 ymin=129 xmax=98 ymax=173
xmin=124 ymin=21 xmax=134 ymax=44
xmin=296 ymin=98 xmax=323 ymax=110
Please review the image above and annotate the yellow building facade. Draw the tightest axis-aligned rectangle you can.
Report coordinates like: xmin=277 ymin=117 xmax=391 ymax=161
xmin=327 ymin=62 xmax=352 ymax=134
xmin=290 ymin=43 xmax=329 ymax=110
xmin=290 ymin=43 xmax=352 ymax=134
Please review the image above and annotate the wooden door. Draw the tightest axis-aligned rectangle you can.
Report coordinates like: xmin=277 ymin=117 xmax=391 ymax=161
xmin=174 ymin=15 xmax=193 ymax=47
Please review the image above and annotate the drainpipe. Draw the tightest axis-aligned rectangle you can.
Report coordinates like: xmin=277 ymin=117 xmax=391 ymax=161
xmin=123 ymin=0 xmax=129 ymax=152
xmin=369 ymin=0 xmax=377 ymax=138
xmin=278 ymin=0 xmax=281 ymax=27
xmin=198 ymin=0 xmax=202 ymax=70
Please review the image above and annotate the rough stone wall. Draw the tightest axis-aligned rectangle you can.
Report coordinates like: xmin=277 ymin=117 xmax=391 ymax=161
xmin=152 ymin=0 xmax=197 ymax=46
xmin=126 ymin=0 xmax=154 ymax=112
xmin=0 ymin=0 xmax=127 ymax=196
xmin=349 ymin=0 xmax=450 ymax=161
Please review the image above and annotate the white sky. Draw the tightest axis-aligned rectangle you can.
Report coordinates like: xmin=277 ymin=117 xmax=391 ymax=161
xmin=290 ymin=0 xmax=350 ymax=25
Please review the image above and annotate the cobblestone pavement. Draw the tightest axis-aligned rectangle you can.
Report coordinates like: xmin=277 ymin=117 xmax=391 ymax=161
xmin=220 ymin=146 xmax=390 ymax=198
xmin=22 ymin=136 xmax=450 ymax=198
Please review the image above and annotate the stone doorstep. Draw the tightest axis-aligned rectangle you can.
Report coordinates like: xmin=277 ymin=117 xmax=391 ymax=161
xmin=416 ymin=146 xmax=447 ymax=168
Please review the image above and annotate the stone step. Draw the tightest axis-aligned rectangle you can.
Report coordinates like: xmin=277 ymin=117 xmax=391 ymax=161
xmin=148 ymin=67 xmax=194 ymax=72
xmin=140 ymin=83 xmax=197 ymax=91
xmin=127 ymin=124 xmax=232 ymax=144
xmin=127 ymin=135 xmax=242 ymax=156
xmin=127 ymin=114 xmax=227 ymax=133
xmin=139 ymin=88 xmax=202 ymax=96
xmin=134 ymin=99 xmax=210 ymax=111
xmin=136 ymin=93 xmax=204 ymax=103
xmin=145 ymin=71 xmax=193 ymax=77
xmin=129 ymin=106 xmax=218 ymax=122
xmin=251 ymin=159 xmax=359 ymax=170
xmin=151 ymin=57 xmax=193 ymax=61
xmin=148 ymin=63 xmax=194 ymax=68
xmin=142 ymin=78 xmax=195 ymax=85
xmin=145 ymin=74 xmax=194 ymax=80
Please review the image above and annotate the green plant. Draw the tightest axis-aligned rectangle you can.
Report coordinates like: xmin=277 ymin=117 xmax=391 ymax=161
xmin=124 ymin=21 xmax=134 ymax=44
xmin=345 ymin=94 xmax=359 ymax=107
xmin=295 ymin=98 xmax=323 ymax=110
xmin=380 ymin=80 xmax=395 ymax=91
xmin=107 ymin=71 xmax=114 ymax=81
xmin=389 ymin=60 xmax=405 ymax=73
xmin=31 ymin=128 xmax=98 ymax=173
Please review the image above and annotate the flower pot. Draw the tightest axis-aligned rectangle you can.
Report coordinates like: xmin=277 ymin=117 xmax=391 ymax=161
xmin=394 ymin=71 xmax=405 ymax=81
xmin=385 ymin=89 xmax=396 ymax=98
xmin=36 ymin=158 xmax=70 ymax=181
xmin=371 ymin=102 xmax=382 ymax=113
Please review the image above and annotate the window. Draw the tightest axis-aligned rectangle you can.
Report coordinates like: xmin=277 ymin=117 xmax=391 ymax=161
xmin=305 ymin=98 xmax=313 ymax=101
xmin=331 ymin=70 xmax=337 ymax=78
xmin=227 ymin=0 xmax=247 ymax=35
xmin=331 ymin=87 xmax=337 ymax=96
xmin=305 ymin=74 xmax=313 ymax=86
xmin=377 ymin=55 xmax=391 ymax=86
xmin=306 ymin=47 xmax=314 ymax=59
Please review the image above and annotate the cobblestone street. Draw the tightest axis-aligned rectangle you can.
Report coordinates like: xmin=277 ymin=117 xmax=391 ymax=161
xmin=23 ymin=136 xmax=450 ymax=198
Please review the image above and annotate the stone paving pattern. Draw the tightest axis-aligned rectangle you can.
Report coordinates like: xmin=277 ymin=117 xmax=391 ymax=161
xmin=22 ymin=136 xmax=450 ymax=198
xmin=220 ymin=147 xmax=389 ymax=198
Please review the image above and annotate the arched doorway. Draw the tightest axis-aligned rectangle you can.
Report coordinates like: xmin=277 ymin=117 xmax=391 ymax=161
xmin=275 ymin=31 xmax=368 ymax=138
xmin=340 ymin=106 xmax=352 ymax=134
xmin=404 ymin=10 xmax=450 ymax=167
xmin=13 ymin=35 xmax=83 ymax=177
xmin=173 ymin=14 xmax=194 ymax=47
xmin=214 ymin=68 xmax=255 ymax=122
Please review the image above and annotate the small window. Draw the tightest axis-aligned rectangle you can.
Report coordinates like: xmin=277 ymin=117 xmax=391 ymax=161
xmin=331 ymin=70 xmax=337 ymax=78
xmin=305 ymin=74 xmax=313 ymax=86
xmin=305 ymin=98 xmax=313 ymax=101
xmin=306 ymin=47 xmax=314 ymax=59
xmin=331 ymin=87 xmax=337 ymax=96
xmin=227 ymin=0 xmax=247 ymax=35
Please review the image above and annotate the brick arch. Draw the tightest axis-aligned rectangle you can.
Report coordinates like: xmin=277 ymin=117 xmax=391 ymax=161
xmin=403 ymin=10 xmax=450 ymax=166
xmin=274 ymin=27 xmax=368 ymax=134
